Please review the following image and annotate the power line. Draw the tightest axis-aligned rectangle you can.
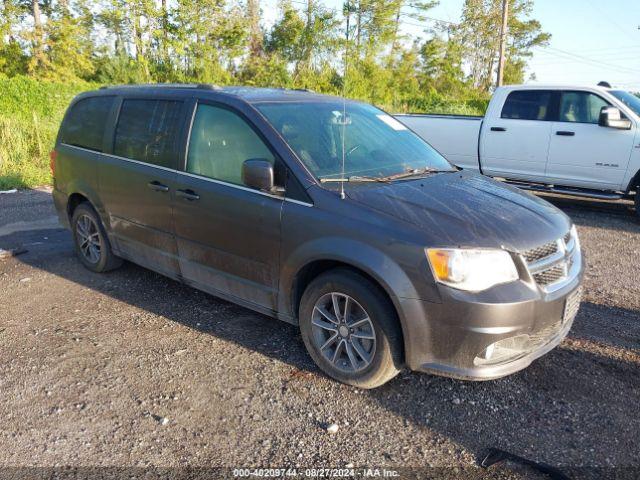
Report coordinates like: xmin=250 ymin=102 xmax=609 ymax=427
xmin=547 ymin=45 xmax=640 ymax=54
xmin=533 ymin=45 xmax=640 ymax=75
xmin=532 ymin=52 xmax=640 ymax=66
xmin=399 ymin=11 xmax=458 ymax=27
xmin=583 ymin=0 xmax=639 ymax=42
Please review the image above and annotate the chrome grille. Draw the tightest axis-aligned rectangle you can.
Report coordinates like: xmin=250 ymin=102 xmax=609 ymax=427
xmin=522 ymin=241 xmax=558 ymax=263
xmin=529 ymin=320 xmax=561 ymax=348
xmin=525 ymin=289 xmax=581 ymax=349
xmin=521 ymin=229 xmax=579 ymax=292
xmin=533 ymin=264 xmax=565 ymax=286
xmin=564 ymin=288 xmax=582 ymax=323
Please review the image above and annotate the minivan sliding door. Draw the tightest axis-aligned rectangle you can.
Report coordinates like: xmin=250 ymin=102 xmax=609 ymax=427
xmin=99 ymin=97 xmax=186 ymax=279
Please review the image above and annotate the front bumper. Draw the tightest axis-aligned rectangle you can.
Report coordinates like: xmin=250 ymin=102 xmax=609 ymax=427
xmin=398 ymin=254 xmax=584 ymax=380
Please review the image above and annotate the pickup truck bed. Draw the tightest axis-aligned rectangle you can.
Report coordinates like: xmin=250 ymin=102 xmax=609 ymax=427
xmin=395 ymin=114 xmax=483 ymax=171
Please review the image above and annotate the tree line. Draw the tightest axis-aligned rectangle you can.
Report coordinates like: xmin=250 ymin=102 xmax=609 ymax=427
xmin=0 ymin=0 xmax=550 ymax=110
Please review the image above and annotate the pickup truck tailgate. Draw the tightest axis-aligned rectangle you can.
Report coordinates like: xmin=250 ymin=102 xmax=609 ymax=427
xmin=395 ymin=114 xmax=482 ymax=171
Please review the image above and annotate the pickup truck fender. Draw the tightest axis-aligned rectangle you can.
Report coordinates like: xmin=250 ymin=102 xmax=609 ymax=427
xmin=623 ymin=137 xmax=640 ymax=192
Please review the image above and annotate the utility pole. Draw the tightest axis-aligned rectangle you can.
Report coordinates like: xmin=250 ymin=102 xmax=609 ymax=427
xmin=496 ymin=0 xmax=509 ymax=87
xmin=247 ymin=0 xmax=262 ymax=56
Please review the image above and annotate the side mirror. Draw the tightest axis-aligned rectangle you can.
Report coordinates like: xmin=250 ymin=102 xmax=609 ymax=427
xmin=599 ymin=106 xmax=632 ymax=130
xmin=242 ymin=159 xmax=275 ymax=192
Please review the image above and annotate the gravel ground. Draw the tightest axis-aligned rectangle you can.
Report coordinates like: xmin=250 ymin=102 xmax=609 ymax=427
xmin=0 ymin=188 xmax=638 ymax=479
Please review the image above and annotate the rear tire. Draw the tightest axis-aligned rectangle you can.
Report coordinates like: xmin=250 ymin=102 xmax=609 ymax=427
xmin=635 ymin=191 xmax=640 ymax=221
xmin=71 ymin=202 xmax=122 ymax=273
xmin=299 ymin=268 xmax=403 ymax=389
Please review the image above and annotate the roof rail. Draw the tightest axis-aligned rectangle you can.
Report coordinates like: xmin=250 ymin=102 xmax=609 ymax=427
xmin=289 ymin=88 xmax=314 ymax=93
xmin=99 ymin=83 xmax=220 ymax=90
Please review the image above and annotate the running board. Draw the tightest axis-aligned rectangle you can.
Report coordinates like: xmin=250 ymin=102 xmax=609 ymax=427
xmin=505 ymin=182 xmax=624 ymax=200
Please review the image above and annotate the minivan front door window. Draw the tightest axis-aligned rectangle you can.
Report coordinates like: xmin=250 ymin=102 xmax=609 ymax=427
xmin=256 ymin=102 xmax=454 ymax=182
xmin=187 ymin=104 xmax=278 ymax=188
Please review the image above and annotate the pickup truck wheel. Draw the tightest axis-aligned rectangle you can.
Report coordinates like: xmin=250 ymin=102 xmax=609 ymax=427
xmin=71 ymin=203 xmax=122 ymax=273
xmin=299 ymin=269 xmax=402 ymax=389
xmin=635 ymin=191 xmax=640 ymax=221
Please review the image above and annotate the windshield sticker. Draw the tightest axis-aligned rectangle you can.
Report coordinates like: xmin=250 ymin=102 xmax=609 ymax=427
xmin=376 ymin=114 xmax=407 ymax=131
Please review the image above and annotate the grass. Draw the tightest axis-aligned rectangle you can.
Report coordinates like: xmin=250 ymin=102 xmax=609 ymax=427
xmin=0 ymin=114 xmax=58 ymax=189
xmin=0 ymin=76 xmax=95 ymax=190
xmin=0 ymin=76 xmax=488 ymax=190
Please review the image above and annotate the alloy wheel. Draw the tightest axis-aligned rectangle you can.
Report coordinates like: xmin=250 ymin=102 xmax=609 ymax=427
xmin=310 ymin=292 xmax=376 ymax=373
xmin=75 ymin=214 xmax=102 ymax=264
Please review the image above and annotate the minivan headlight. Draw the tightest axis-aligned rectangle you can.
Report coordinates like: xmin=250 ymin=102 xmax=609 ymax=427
xmin=426 ymin=248 xmax=519 ymax=292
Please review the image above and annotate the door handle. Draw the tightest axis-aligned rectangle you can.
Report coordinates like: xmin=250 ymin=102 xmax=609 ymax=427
xmin=147 ymin=181 xmax=169 ymax=192
xmin=176 ymin=189 xmax=200 ymax=201
xmin=490 ymin=127 xmax=507 ymax=132
xmin=556 ymin=131 xmax=575 ymax=136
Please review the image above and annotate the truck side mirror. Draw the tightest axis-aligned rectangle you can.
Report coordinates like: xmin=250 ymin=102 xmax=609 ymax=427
xmin=242 ymin=159 xmax=275 ymax=192
xmin=599 ymin=106 xmax=632 ymax=130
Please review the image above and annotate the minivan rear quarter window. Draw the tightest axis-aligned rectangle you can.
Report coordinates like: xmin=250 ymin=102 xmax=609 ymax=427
xmin=501 ymin=90 xmax=552 ymax=121
xmin=114 ymin=99 xmax=182 ymax=168
xmin=61 ymin=96 xmax=114 ymax=152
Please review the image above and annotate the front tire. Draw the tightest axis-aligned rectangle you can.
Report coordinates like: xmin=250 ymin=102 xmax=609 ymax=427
xmin=71 ymin=203 xmax=122 ymax=273
xmin=299 ymin=269 xmax=403 ymax=389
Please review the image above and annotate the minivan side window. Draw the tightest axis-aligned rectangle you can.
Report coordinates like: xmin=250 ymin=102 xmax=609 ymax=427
xmin=501 ymin=90 xmax=552 ymax=121
xmin=186 ymin=104 xmax=275 ymax=187
xmin=559 ymin=91 xmax=610 ymax=124
xmin=114 ymin=99 xmax=182 ymax=168
xmin=61 ymin=96 xmax=114 ymax=152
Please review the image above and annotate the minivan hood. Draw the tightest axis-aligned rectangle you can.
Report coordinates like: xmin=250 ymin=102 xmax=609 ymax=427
xmin=345 ymin=171 xmax=570 ymax=251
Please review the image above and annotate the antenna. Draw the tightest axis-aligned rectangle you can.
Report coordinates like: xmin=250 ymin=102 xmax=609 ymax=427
xmin=339 ymin=1 xmax=352 ymax=200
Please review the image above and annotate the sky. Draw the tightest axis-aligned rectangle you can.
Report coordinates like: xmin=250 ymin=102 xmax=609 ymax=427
xmin=262 ymin=0 xmax=640 ymax=91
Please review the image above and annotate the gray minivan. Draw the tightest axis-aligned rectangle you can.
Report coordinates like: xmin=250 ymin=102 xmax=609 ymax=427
xmin=52 ymin=84 xmax=583 ymax=388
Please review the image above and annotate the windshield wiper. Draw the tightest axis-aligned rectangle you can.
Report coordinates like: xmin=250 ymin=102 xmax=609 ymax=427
xmin=378 ymin=166 xmax=455 ymax=182
xmin=320 ymin=175 xmax=390 ymax=183
xmin=319 ymin=167 xmax=456 ymax=184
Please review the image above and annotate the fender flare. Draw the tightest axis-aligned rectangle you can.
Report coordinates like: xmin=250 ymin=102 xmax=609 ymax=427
xmin=64 ymin=179 xmax=108 ymax=226
xmin=628 ymin=169 xmax=640 ymax=193
xmin=278 ymin=237 xmax=430 ymax=362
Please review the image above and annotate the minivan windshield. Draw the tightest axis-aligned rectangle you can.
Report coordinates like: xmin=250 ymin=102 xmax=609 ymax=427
xmin=610 ymin=90 xmax=640 ymax=117
xmin=256 ymin=101 xmax=454 ymax=181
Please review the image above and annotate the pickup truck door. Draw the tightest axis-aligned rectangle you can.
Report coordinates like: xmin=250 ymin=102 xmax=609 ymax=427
xmin=546 ymin=91 xmax=635 ymax=191
xmin=480 ymin=89 xmax=553 ymax=181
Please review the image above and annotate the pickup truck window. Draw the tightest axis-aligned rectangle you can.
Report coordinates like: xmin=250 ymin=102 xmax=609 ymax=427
xmin=501 ymin=90 xmax=552 ymax=121
xmin=559 ymin=91 xmax=609 ymax=124
xmin=610 ymin=90 xmax=640 ymax=117
xmin=256 ymin=102 xmax=453 ymax=181
xmin=114 ymin=99 xmax=183 ymax=168
xmin=187 ymin=104 xmax=275 ymax=186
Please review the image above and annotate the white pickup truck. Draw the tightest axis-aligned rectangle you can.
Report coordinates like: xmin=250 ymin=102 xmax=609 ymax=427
xmin=397 ymin=85 xmax=640 ymax=218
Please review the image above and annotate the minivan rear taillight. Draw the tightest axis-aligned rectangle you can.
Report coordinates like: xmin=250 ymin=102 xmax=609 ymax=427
xmin=49 ymin=149 xmax=57 ymax=177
